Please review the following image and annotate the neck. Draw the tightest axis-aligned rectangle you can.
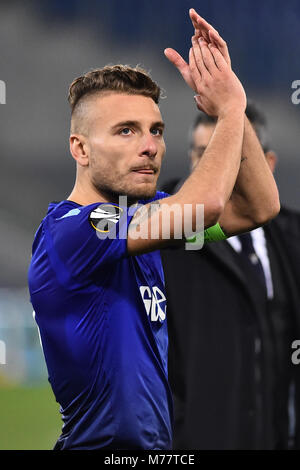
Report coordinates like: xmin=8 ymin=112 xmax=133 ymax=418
xmin=67 ymin=179 xmax=109 ymax=206
xmin=67 ymin=182 xmax=139 ymax=207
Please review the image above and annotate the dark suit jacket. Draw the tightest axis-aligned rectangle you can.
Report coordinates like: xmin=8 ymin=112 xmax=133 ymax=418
xmin=161 ymin=206 xmax=300 ymax=450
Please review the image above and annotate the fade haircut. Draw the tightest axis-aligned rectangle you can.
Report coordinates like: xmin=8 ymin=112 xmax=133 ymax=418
xmin=68 ymin=65 xmax=161 ymax=134
xmin=189 ymin=101 xmax=270 ymax=153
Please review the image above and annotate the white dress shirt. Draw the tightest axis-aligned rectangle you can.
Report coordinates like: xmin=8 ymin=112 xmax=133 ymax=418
xmin=227 ymin=227 xmax=274 ymax=299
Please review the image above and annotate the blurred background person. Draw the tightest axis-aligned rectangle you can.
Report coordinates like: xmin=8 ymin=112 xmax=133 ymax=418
xmin=0 ymin=0 xmax=300 ymax=449
xmin=161 ymin=102 xmax=300 ymax=449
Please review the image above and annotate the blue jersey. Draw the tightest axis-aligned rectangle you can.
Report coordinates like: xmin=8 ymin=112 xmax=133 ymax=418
xmin=28 ymin=191 xmax=173 ymax=450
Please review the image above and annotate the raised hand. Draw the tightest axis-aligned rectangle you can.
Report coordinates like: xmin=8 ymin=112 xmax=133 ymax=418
xmin=189 ymin=36 xmax=246 ymax=117
xmin=164 ymin=10 xmax=245 ymax=117
xmin=189 ymin=8 xmax=231 ymax=68
xmin=164 ymin=8 xmax=232 ymax=93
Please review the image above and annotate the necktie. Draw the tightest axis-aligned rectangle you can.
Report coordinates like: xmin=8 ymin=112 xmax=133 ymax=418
xmin=238 ymin=232 xmax=266 ymax=290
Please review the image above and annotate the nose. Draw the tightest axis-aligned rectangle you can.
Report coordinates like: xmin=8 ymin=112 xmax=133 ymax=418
xmin=139 ymin=133 xmax=158 ymax=159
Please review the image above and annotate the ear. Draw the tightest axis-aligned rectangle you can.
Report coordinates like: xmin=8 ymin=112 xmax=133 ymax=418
xmin=69 ymin=134 xmax=89 ymax=167
xmin=265 ymin=150 xmax=277 ymax=174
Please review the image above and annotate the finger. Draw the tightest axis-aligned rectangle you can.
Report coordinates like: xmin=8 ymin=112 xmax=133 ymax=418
xmin=207 ymin=43 xmax=227 ymax=71
xmin=189 ymin=8 xmax=202 ymax=34
xmin=164 ymin=48 xmax=196 ymax=90
xmin=194 ymin=12 xmax=219 ymax=37
xmin=189 ymin=8 xmax=199 ymax=31
xmin=189 ymin=47 xmax=202 ymax=91
xmin=197 ymin=37 xmax=217 ymax=75
xmin=208 ymin=30 xmax=231 ymax=67
xmin=192 ymin=11 xmax=231 ymax=68
xmin=189 ymin=8 xmax=209 ymax=41
xmin=190 ymin=9 xmax=219 ymax=41
xmin=191 ymin=36 xmax=207 ymax=77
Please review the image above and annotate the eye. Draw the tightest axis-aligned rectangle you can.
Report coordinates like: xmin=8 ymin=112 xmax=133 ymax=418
xmin=120 ymin=128 xmax=133 ymax=135
xmin=151 ymin=128 xmax=163 ymax=136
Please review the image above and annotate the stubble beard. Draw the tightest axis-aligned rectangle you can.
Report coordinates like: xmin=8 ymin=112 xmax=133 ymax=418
xmin=91 ymin=170 xmax=158 ymax=205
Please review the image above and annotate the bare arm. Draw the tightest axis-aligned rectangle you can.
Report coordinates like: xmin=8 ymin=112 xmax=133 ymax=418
xmin=183 ymin=9 xmax=280 ymax=235
xmin=218 ymin=116 xmax=280 ymax=235
xmin=127 ymin=36 xmax=246 ymax=255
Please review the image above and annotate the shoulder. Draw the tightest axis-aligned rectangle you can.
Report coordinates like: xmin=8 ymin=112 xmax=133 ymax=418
xmin=44 ymin=199 xmax=128 ymax=252
xmin=40 ymin=200 xmax=136 ymax=282
xmin=46 ymin=200 xmax=123 ymax=228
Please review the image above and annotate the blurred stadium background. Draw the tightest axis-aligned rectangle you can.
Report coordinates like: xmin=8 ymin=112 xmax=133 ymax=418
xmin=0 ymin=0 xmax=299 ymax=449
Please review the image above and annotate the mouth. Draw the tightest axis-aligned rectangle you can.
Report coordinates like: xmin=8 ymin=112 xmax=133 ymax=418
xmin=133 ymin=169 xmax=155 ymax=175
xmin=131 ymin=166 xmax=157 ymax=175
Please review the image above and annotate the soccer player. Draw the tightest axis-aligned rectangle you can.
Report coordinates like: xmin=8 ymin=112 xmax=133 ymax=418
xmin=28 ymin=9 xmax=280 ymax=450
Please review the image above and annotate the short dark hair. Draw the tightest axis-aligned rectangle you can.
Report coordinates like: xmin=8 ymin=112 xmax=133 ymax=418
xmin=190 ymin=101 xmax=270 ymax=153
xmin=68 ymin=65 xmax=161 ymax=112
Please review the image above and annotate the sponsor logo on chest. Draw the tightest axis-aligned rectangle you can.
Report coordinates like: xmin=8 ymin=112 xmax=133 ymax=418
xmin=139 ymin=286 xmax=166 ymax=323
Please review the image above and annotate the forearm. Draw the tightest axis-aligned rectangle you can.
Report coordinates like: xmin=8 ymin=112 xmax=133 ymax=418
xmin=231 ymin=116 xmax=280 ymax=224
xmin=174 ymin=108 xmax=245 ymax=225
xmin=128 ymin=13 xmax=249 ymax=255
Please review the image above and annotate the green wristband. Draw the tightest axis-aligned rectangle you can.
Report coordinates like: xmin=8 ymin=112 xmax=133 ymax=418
xmin=186 ymin=223 xmax=227 ymax=245
xmin=204 ymin=223 xmax=227 ymax=243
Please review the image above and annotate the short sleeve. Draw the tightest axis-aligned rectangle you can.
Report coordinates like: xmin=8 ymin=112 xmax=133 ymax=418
xmin=43 ymin=202 xmax=139 ymax=285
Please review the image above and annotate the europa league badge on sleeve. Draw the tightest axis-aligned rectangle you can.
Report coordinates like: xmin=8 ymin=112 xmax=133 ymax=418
xmin=89 ymin=203 xmax=126 ymax=240
xmin=89 ymin=204 xmax=123 ymax=232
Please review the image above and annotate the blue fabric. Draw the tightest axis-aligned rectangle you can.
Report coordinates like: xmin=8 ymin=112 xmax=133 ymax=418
xmin=28 ymin=191 xmax=173 ymax=450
